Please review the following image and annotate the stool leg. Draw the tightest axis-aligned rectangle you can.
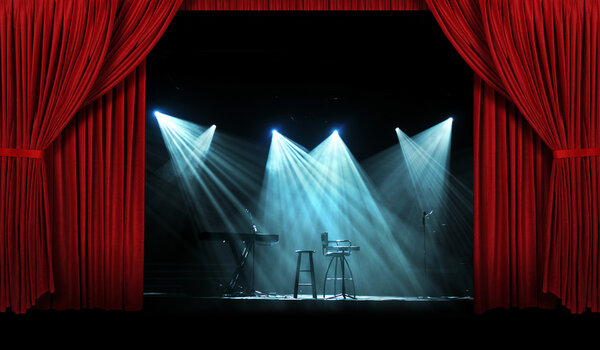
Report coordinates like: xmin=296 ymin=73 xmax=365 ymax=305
xmin=341 ymin=256 xmax=346 ymax=299
xmin=333 ymin=257 xmax=338 ymax=297
xmin=293 ymin=252 xmax=302 ymax=298
xmin=323 ymin=257 xmax=334 ymax=298
xmin=344 ymin=256 xmax=356 ymax=298
xmin=309 ymin=252 xmax=317 ymax=299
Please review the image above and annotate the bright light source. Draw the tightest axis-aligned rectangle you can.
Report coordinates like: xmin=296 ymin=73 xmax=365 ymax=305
xmin=364 ymin=122 xmax=473 ymax=298
xmin=155 ymin=112 xmax=265 ymax=235
xmin=409 ymin=118 xmax=454 ymax=170
xmin=154 ymin=110 xmax=169 ymax=120
xmin=155 ymin=113 xmax=215 ymax=177
xmin=272 ymin=129 xmax=278 ymax=135
xmin=257 ymin=130 xmax=417 ymax=297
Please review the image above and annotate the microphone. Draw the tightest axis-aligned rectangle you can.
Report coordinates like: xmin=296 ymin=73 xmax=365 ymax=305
xmin=422 ymin=210 xmax=433 ymax=225
xmin=244 ymin=208 xmax=258 ymax=233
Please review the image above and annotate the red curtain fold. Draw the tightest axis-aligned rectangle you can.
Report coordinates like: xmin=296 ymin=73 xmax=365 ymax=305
xmin=0 ymin=0 xmax=181 ymax=314
xmin=430 ymin=0 xmax=600 ymax=313
xmin=179 ymin=0 xmax=428 ymax=11
xmin=473 ymin=76 xmax=556 ymax=312
xmin=0 ymin=0 xmax=118 ymax=314
xmin=84 ymin=0 xmax=182 ymax=105
xmin=44 ymin=62 xmax=146 ymax=311
xmin=426 ymin=0 xmax=506 ymax=95
xmin=481 ymin=0 xmax=600 ymax=314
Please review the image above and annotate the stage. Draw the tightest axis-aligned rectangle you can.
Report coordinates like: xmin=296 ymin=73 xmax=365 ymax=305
xmin=1 ymin=292 xmax=599 ymax=345
xmin=142 ymin=293 xmax=474 ymax=319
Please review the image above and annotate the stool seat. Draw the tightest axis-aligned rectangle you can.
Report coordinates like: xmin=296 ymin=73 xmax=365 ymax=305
xmin=325 ymin=251 xmax=349 ymax=257
xmin=293 ymin=250 xmax=317 ymax=299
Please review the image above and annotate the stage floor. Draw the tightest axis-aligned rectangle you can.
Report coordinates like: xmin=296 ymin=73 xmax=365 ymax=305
xmin=140 ymin=292 xmax=599 ymax=327
xmin=142 ymin=292 xmax=475 ymax=316
xmin=138 ymin=293 xmax=600 ymax=344
xmin=1 ymin=292 xmax=599 ymax=344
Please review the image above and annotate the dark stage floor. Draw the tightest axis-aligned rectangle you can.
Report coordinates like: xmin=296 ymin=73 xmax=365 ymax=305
xmin=2 ymin=293 xmax=600 ymax=344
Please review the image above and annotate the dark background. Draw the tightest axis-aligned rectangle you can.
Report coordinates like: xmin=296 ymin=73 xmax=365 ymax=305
xmin=144 ymin=11 xmax=474 ymax=287
xmin=146 ymin=11 xmax=473 ymax=163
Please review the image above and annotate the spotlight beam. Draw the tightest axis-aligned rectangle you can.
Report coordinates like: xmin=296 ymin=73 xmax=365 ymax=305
xmin=257 ymin=130 xmax=421 ymax=296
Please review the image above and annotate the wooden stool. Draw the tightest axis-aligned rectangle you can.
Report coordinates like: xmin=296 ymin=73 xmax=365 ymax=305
xmin=293 ymin=250 xmax=317 ymax=299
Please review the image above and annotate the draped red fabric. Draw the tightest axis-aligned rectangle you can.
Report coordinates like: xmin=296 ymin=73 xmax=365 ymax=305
xmin=426 ymin=0 xmax=505 ymax=95
xmin=481 ymin=0 xmax=600 ymax=313
xmin=84 ymin=0 xmax=182 ymax=105
xmin=0 ymin=0 xmax=118 ymax=314
xmin=473 ymin=76 xmax=556 ymax=312
xmin=0 ymin=0 xmax=181 ymax=314
xmin=44 ymin=63 xmax=146 ymax=311
xmin=430 ymin=0 xmax=600 ymax=313
xmin=179 ymin=0 xmax=428 ymax=11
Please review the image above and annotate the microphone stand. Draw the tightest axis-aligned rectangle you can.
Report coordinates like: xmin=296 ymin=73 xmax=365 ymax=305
xmin=422 ymin=210 xmax=433 ymax=298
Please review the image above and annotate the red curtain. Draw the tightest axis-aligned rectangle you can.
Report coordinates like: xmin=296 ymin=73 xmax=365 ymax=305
xmin=0 ymin=0 xmax=118 ymax=314
xmin=426 ymin=0 xmax=505 ymax=94
xmin=473 ymin=76 xmax=557 ymax=312
xmin=482 ymin=0 xmax=600 ymax=313
xmin=0 ymin=0 xmax=181 ymax=314
xmin=179 ymin=0 xmax=428 ymax=10
xmin=44 ymin=63 xmax=146 ymax=311
xmin=84 ymin=1 xmax=183 ymax=105
xmin=429 ymin=0 xmax=600 ymax=313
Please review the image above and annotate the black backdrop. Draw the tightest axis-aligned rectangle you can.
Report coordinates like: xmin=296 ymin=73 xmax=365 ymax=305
xmin=146 ymin=11 xmax=472 ymax=160
xmin=144 ymin=11 xmax=473 ymax=294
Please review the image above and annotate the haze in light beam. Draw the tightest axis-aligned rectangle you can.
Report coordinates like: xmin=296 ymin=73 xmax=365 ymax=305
xmin=363 ymin=120 xmax=472 ymax=296
xmin=155 ymin=111 xmax=267 ymax=237
xmin=410 ymin=117 xmax=453 ymax=169
xmin=397 ymin=122 xmax=472 ymax=296
xmin=257 ymin=131 xmax=421 ymax=297
xmin=154 ymin=112 xmax=217 ymax=230
xmin=396 ymin=124 xmax=450 ymax=213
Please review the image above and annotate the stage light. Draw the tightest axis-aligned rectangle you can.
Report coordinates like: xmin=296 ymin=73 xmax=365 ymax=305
xmin=390 ymin=124 xmax=472 ymax=296
xmin=408 ymin=118 xmax=454 ymax=170
xmin=395 ymin=127 xmax=400 ymax=132
xmin=257 ymin=130 xmax=419 ymax=297
xmin=155 ymin=112 xmax=265 ymax=235
xmin=154 ymin=110 xmax=170 ymax=120
xmin=272 ymin=129 xmax=278 ymax=135
xmin=396 ymin=126 xmax=450 ymax=210
xmin=155 ymin=113 xmax=215 ymax=178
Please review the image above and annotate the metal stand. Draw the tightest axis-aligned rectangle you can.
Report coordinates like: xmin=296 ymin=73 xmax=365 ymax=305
xmin=224 ymin=238 xmax=256 ymax=297
xmin=421 ymin=210 xmax=433 ymax=298
xmin=323 ymin=254 xmax=356 ymax=299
